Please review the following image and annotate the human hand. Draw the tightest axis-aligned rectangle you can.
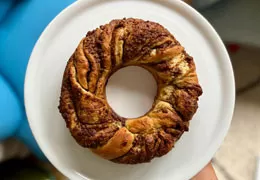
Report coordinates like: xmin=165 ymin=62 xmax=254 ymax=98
xmin=192 ymin=163 xmax=218 ymax=180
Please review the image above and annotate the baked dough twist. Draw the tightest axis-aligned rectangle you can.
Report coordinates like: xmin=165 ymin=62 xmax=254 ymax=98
xmin=59 ymin=18 xmax=202 ymax=164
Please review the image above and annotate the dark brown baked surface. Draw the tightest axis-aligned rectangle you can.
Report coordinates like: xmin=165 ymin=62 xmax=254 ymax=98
xmin=58 ymin=18 xmax=202 ymax=164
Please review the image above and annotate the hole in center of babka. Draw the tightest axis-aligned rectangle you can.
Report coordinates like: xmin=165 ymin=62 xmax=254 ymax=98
xmin=106 ymin=66 xmax=157 ymax=118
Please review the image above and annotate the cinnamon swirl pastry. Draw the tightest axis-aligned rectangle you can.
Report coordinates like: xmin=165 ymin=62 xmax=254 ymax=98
xmin=59 ymin=18 xmax=202 ymax=164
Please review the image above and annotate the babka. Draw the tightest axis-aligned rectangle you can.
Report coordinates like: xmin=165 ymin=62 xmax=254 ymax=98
xmin=59 ymin=18 xmax=202 ymax=164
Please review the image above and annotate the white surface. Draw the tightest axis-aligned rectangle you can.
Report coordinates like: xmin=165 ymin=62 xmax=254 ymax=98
xmin=106 ymin=66 xmax=157 ymax=118
xmin=256 ymin=156 xmax=260 ymax=180
xmin=211 ymin=46 xmax=260 ymax=180
xmin=24 ymin=0 xmax=235 ymax=180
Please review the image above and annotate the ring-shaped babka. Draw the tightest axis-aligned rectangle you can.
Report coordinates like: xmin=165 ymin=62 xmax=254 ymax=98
xmin=59 ymin=18 xmax=203 ymax=164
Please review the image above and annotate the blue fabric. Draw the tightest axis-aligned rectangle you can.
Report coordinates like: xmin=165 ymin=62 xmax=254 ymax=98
xmin=0 ymin=0 xmax=14 ymax=23
xmin=0 ymin=75 xmax=21 ymax=140
xmin=0 ymin=0 xmax=75 ymax=159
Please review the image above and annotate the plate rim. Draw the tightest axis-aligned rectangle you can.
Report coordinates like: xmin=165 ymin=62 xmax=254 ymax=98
xmin=24 ymin=0 xmax=235 ymax=179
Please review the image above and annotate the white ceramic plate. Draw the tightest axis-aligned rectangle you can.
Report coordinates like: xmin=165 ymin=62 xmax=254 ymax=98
xmin=25 ymin=0 xmax=235 ymax=180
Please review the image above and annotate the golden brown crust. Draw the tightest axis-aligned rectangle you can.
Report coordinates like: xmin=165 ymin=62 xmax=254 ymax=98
xmin=91 ymin=127 xmax=134 ymax=160
xmin=59 ymin=18 xmax=202 ymax=164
